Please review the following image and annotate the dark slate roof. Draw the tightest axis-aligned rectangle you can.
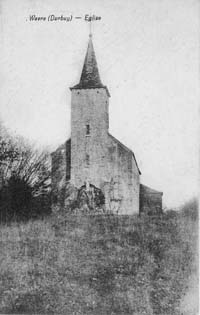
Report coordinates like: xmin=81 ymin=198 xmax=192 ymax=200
xmin=109 ymin=133 xmax=141 ymax=175
xmin=70 ymin=36 xmax=110 ymax=96
xmin=140 ymin=184 xmax=163 ymax=195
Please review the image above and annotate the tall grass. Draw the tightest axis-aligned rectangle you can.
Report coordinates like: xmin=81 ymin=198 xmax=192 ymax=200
xmin=0 ymin=208 xmax=198 ymax=314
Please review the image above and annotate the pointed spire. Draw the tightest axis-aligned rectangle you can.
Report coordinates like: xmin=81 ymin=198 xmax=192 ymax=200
xmin=70 ymin=35 xmax=110 ymax=96
xmin=72 ymin=35 xmax=104 ymax=89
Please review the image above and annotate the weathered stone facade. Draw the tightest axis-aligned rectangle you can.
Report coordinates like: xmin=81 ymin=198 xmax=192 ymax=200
xmin=51 ymin=35 xmax=163 ymax=215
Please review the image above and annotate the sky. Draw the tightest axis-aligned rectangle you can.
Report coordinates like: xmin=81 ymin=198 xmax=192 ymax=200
xmin=0 ymin=0 xmax=199 ymax=208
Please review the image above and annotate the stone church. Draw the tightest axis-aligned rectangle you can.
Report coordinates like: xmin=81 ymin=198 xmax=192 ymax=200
xmin=51 ymin=35 xmax=163 ymax=215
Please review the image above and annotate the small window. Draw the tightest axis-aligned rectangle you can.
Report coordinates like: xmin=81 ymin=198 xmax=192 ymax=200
xmin=86 ymin=124 xmax=90 ymax=135
xmin=86 ymin=154 xmax=90 ymax=166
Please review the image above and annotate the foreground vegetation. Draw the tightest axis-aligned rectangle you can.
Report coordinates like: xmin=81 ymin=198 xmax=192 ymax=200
xmin=0 ymin=121 xmax=51 ymax=222
xmin=0 ymin=204 xmax=198 ymax=315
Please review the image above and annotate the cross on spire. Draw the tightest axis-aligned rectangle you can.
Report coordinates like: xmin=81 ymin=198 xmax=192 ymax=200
xmin=89 ymin=18 xmax=92 ymax=38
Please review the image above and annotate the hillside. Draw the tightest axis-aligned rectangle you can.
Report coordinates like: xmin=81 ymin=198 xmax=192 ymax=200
xmin=0 ymin=211 xmax=198 ymax=314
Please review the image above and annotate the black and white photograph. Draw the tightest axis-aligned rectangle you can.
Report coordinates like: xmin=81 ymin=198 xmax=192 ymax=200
xmin=0 ymin=0 xmax=198 ymax=314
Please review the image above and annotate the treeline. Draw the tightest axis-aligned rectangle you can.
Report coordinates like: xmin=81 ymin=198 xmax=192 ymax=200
xmin=0 ymin=122 xmax=51 ymax=222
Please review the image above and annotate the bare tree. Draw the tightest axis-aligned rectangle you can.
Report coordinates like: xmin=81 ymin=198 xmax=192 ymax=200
xmin=0 ymin=122 xmax=51 ymax=221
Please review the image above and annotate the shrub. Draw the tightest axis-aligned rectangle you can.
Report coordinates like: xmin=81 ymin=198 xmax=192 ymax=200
xmin=180 ymin=197 xmax=198 ymax=220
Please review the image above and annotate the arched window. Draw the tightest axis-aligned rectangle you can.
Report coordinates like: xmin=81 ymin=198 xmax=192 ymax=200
xmin=86 ymin=154 xmax=90 ymax=166
xmin=86 ymin=124 xmax=90 ymax=135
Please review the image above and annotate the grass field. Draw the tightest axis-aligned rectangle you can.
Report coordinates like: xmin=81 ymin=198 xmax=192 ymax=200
xmin=0 ymin=210 xmax=198 ymax=314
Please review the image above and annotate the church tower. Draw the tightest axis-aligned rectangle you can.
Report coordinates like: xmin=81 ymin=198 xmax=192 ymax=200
xmin=70 ymin=35 xmax=110 ymax=189
xmin=52 ymin=33 xmax=152 ymax=215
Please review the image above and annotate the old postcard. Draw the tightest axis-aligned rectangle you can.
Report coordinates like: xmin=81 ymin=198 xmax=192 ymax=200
xmin=0 ymin=0 xmax=198 ymax=314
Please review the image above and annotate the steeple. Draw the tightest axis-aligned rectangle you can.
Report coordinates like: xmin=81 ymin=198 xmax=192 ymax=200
xmin=71 ymin=35 xmax=110 ymax=96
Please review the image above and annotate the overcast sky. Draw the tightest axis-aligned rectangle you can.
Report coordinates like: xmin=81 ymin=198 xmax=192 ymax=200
xmin=0 ymin=0 xmax=199 ymax=208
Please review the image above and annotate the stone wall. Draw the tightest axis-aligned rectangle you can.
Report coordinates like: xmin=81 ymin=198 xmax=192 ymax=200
xmin=51 ymin=86 xmax=141 ymax=215
xmin=105 ymin=135 xmax=140 ymax=214
xmin=51 ymin=139 xmax=71 ymax=211
xmin=70 ymin=87 xmax=109 ymax=188
xmin=70 ymin=87 xmax=140 ymax=214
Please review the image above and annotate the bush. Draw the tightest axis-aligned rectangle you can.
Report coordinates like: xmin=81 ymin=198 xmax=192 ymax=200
xmin=180 ymin=197 xmax=198 ymax=220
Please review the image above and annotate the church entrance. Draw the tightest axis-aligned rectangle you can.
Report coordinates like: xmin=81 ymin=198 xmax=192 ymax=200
xmin=77 ymin=183 xmax=105 ymax=212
